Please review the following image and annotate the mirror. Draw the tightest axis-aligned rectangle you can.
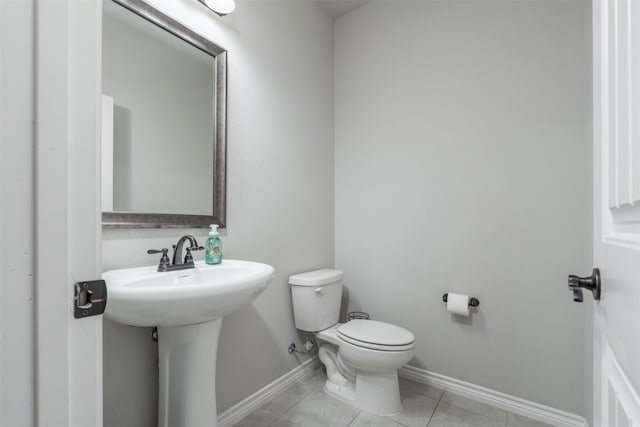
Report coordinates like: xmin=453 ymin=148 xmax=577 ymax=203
xmin=102 ymin=0 xmax=227 ymax=228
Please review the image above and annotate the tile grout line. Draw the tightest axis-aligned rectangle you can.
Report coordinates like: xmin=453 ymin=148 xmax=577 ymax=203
xmin=269 ymin=379 xmax=316 ymax=425
xmin=344 ymin=410 xmax=361 ymax=427
xmin=425 ymin=389 xmax=445 ymax=427
xmin=288 ymin=376 xmax=321 ymax=415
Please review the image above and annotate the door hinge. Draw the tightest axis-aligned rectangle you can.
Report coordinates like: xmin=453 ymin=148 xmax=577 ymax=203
xmin=74 ymin=280 xmax=107 ymax=319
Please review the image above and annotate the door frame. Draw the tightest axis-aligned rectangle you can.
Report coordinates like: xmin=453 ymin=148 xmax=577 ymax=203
xmin=35 ymin=0 xmax=103 ymax=425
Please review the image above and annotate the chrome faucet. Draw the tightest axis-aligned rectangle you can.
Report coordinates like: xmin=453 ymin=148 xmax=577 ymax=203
xmin=148 ymin=235 xmax=204 ymax=272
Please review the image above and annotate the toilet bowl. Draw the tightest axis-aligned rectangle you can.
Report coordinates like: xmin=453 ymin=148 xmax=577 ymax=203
xmin=289 ymin=269 xmax=415 ymax=415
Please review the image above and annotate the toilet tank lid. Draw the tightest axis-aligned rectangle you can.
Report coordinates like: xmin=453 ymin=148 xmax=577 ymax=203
xmin=289 ymin=269 xmax=344 ymax=286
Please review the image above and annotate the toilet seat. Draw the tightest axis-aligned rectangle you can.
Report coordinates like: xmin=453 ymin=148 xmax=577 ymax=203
xmin=337 ymin=320 xmax=415 ymax=352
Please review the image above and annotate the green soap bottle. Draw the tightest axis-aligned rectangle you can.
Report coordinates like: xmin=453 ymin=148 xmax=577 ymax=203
xmin=205 ymin=224 xmax=222 ymax=265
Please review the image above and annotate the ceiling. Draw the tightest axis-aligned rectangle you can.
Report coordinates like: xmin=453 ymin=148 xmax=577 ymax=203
xmin=316 ymin=0 xmax=370 ymax=19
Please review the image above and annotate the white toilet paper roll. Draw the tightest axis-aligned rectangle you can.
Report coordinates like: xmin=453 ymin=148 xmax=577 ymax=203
xmin=446 ymin=293 xmax=470 ymax=316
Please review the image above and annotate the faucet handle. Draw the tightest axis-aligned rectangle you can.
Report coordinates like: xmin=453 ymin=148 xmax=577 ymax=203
xmin=183 ymin=246 xmax=204 ymax=264
xmin=186 ymin=246 xmax=204 ymax=264
xmin=147 ymin=248 xmax=170 ymax=272
xmin=147 ymin=248 xmax=169 ymax=255
xmin=184 ymin=248 xmax=193 ymax=264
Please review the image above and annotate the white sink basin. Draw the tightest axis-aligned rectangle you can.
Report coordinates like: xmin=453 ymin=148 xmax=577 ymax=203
xmin=103 ymin=259 xmax=275 ymax=327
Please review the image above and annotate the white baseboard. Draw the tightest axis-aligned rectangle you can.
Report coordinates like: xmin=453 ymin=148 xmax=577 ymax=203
xmin=399 ymin=365 xmax=587 ymax=427
xmin=217 ymin=356 xmax=321 ymax=427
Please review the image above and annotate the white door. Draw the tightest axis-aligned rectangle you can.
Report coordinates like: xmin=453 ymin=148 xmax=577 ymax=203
xmin=34 ymin=0 xmax=103 ymax=426
xmin=593 ymin=0 xmax=640 ymax=425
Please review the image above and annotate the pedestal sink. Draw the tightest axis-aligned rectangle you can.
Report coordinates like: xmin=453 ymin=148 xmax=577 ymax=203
xmin=103 ymin=260 xmax=275 ymax=427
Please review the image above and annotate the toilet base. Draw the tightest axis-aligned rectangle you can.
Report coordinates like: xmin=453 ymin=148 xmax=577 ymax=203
xmin=324 ymin=370 xmax=402 ymax=416
xmin=355 ymin=371 xmax=402 ymax=416
xmin=324 ymin=380 xmax=355 ymax=405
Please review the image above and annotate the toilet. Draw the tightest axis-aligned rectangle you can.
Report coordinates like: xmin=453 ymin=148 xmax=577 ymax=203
xmin=289 ymin=269 xmax=415 ymax=416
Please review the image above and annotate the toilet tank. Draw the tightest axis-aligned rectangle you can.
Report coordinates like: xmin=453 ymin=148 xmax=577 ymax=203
xmin=289 ymin=269 xmax=343 ymax=332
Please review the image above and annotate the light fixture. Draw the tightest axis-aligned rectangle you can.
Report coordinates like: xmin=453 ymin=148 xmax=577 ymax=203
xmin=198 ymin=0 xmax=236 ymax=16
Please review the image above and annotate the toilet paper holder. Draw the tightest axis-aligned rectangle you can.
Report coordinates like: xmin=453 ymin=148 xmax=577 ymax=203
xmin=442 ymin=294 xmax=479 ymax=307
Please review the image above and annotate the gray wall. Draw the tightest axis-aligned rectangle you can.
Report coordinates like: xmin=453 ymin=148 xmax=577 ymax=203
xmin=103 ymin=0 xmax=593 ymax=424
xmin=102 ymin=1 xmax=334 ymax=426
xmin=334 ymin=0 xmax=591 ymax=415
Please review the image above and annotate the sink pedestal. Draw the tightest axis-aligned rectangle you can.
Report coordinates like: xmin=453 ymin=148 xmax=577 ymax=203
xmin=158 ymin=318 xmax=222 ymax=427
xmin=103 ymin=259 xmax=275 ymax=426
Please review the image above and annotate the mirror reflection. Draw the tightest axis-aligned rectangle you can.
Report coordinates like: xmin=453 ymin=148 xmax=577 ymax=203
xmin=102 ymin=0 xmax=227 ymax=227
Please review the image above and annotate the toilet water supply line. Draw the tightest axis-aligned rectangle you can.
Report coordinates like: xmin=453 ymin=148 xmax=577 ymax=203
xmin=288 ymin=340 xmax=315 ymax=354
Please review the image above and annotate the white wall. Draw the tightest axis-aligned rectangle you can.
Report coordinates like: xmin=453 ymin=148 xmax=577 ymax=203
xmin=335 ymin=0 xmax=591 ymax=415
xmin=102 ymin=1 xmax=334 ymax=426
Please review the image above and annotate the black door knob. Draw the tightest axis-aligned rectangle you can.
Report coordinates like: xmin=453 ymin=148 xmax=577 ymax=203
xmin=568 ymin=268 xmax=601 ymax=302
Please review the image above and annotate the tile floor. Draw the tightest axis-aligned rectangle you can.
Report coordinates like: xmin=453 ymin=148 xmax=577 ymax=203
xmin=232 ymin=368 xmax=557 ymax=427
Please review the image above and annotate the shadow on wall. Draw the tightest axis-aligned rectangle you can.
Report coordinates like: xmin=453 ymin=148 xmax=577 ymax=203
xmin=339 ymin=286 xmax=351 ymax=323
xmin=103 ymin=320 xmax=159 ymax=427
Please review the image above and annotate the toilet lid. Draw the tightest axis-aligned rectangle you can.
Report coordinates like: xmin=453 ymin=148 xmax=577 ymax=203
xmin=337 ymin=320 xmax=415 ymax=351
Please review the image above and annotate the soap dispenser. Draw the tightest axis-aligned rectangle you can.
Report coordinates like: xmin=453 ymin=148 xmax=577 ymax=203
xmin=205 ymin=224 xmax=222 ymax=265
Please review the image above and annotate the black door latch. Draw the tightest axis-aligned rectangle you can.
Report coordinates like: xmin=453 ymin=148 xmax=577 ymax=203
xmin=74 ymin=280 xmax=107 ymax=318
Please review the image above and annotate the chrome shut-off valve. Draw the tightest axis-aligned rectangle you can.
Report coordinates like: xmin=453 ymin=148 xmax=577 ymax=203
xmin=568 ymin=268 xmax=601 ymax=302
